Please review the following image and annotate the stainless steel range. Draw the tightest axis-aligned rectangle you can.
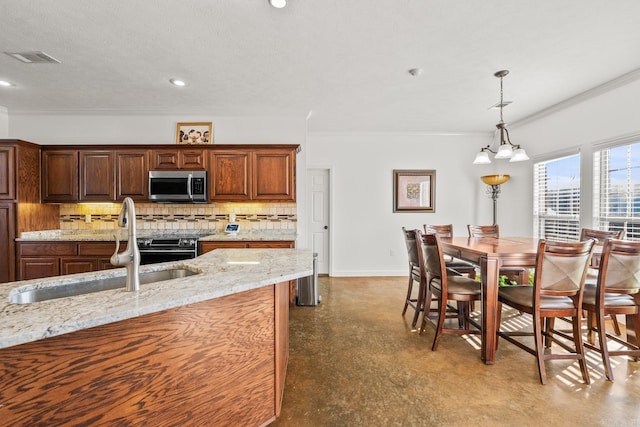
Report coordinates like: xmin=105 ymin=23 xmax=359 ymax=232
xmin=136 ymin=234 xmax=200 ymax=265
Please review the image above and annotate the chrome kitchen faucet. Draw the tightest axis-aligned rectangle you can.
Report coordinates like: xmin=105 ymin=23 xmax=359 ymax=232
xmin=110 ymin=197 xmax=140 ymax=291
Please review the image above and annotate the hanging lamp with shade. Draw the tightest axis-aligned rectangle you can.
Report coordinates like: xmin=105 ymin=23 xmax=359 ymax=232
xmin=474 ymin=70 xmax=529 ymax=165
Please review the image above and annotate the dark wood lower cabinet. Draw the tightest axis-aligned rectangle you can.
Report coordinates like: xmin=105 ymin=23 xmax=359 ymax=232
xmin=19 ymin=257 xmax=59 ymax=280
xmin=0 ymin=282 xmax=290 ymax=426
xmin=17 ymin=241 xmax=117 ymax=280
xmin=60 ymin=257 xmax=99 ymax=275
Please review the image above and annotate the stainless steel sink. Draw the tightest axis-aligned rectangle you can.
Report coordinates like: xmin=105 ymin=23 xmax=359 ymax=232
xmin=9 ymin=268 xmax=200 ymax=304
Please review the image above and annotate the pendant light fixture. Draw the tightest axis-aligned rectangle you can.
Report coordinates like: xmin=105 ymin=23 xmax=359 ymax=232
xmin=473 ymin=70 xmax=529 ymax=164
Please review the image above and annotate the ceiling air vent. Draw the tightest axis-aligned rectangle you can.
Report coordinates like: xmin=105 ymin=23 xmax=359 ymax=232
xmin=4 ymin=51 xmax=61 ymax=64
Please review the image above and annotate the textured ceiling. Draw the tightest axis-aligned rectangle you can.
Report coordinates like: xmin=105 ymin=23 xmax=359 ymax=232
xmin=1 ymin=0 xmax=640 ymax=133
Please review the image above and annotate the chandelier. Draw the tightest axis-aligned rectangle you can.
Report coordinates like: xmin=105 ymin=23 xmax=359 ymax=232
xmin=473 ymin=70 xmax=529 ymax=164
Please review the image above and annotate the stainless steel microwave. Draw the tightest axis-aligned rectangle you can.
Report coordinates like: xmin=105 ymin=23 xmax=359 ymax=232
xmin=148 ymin=170 xmax=208 ymax=203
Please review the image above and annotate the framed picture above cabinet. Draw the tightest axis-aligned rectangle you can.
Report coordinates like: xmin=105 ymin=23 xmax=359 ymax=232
xmin=176 ymin=122 xmax=213 ymax=144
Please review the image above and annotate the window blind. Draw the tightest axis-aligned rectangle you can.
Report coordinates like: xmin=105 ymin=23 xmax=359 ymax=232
xmin=594 ymin=142 xmax=640 ymax=241
xmin=533 ymin=154 xmax=581 ymax=241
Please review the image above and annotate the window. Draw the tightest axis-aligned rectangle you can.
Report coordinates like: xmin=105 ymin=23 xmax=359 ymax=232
xmin=533 ymin=154 xmax=581 ymax=241
xmin=594 ymin=141 xmax=640 ymax=241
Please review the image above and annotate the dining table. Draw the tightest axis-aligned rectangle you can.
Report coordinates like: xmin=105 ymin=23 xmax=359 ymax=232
xmin=440 ymin=236 xmax=539 ymax=365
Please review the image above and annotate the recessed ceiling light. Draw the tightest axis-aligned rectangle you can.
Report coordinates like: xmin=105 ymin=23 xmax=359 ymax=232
xmin=269 ymin=0 xmax=287 ymax=8
xmin=169 ymin=79 xmax=186 ymax=87
xmin=0 ymin=80 xmax=14 ymax=87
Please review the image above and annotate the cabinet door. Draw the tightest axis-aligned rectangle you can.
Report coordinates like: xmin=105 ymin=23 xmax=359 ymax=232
xmin=151 ymin=149 xmax=207 ymax=170
xmin=0 ymin=203 xmax=15 ymax=282
xmin=252 ymin=149 xmax=295 ymax=201
xmin=19 ymin=257 xmax=59 ymax=280
xmin=116 ymin=150 xmax=149 ymax=200
xmin=0 ymin=146 xmax=16 ymax=200
xmin=42 ymin=150 xmax=79 ymax=202
xmin=80 ymin=151 xmax=115 ymax=201
xmin=61 ymin=257 xmax=99 ymax=275
xmin=150 ymin=150 xmax=180 ymax=170
xmin=210 ymin=151 xmax=251 ymax=201
xmin=180 ymin=149 xmax=207 ymax=170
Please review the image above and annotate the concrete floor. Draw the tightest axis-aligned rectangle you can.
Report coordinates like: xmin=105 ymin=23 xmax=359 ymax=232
xmin=273 ymin=276 xmax=640 ymax=427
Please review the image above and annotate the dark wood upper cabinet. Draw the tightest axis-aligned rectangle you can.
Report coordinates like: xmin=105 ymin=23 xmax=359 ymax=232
xmin=252 ymin=149 xmax=295 ymax=201
xmin=39 ymin=144 xmax=297 ymax=204
xmin=151 ymin=148 xmax=207 ymax=170
xmin=0 ymin=146 xmax=16 ymax=200
xmin=116 ymin=150 xmax=149 ymax=201
xmin=42 ymin=150 xmax=79 ymax=202
xmin=210 ymin=150 xmax=251 ymax=200
xmin=210 ymin=147 xmax=296 ymax=202
xmin=80 ymin=151 xmax=115 ymax=201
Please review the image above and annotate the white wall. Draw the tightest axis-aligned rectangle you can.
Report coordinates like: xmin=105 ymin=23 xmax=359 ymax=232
xmin=7 ymin=114 xmax=306 ymax=146
xmin=0 ymin=106 xmax=8 ymax=138
xmin=306 ymin=132 xmax=534 ymax=276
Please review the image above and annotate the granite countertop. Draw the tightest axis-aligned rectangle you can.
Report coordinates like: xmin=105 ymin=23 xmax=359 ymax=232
xmin=1 ymin=248 xmax=313 ymax=349
xmin=17 ymin=230 xmax=298 ymax=242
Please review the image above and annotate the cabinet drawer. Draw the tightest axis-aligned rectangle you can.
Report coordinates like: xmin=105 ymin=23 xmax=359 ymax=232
xmin=18 ymin=242 xmax=77 ymax=256
xmin=78 ymin=242 xmax=117 ymax=256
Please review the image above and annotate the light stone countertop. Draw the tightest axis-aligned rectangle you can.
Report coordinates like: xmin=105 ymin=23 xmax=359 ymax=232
xmin=1 ymin=248 xmax=313 ymax=350
xmin=17 ymin=229 xmax=298 ymax=242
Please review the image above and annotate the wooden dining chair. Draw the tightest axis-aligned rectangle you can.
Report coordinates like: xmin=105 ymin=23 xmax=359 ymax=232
xmin=416 ymin=230 xmax=481 ymax=350
xmin=580 ymin=227 xmax=625 ymax=336
xmin=580 ymin=238 xmax=640 ymax=381
xmin=496 ymin=239 xmax=595 ymax=384
xmin=424 ymin=224 xmax=477 ymax=279
xmin=467 ymin=224 xmax=501 ymax=238
xmin=401 ymin=227 xmax=426 ymax=328
xmin=467 ymin=224 xmax=529 ymax=285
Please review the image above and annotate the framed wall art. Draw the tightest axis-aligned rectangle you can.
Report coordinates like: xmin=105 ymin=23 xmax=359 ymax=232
xmin=393 ymin=169 xmax=436 ymax=212
xmin=176 ymin=122 xmax=213 ymax=144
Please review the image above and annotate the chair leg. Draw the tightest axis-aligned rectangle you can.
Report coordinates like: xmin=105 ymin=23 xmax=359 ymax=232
xmin=532 ymin=313 xmax=547 ymax=385
xmin=411 ymin=279 xmax=425 ymax=328
xmin=431 ymin=293 xmax=447 ymax=351
xmin=402 ymin=276 xmax=413 ymax=316
xmin=596 ymin=308 xmax=614 ymax=381
xmin=573 ymin=313 xmax=591 ymax=384
xmin=610 ymin=314 xmax=622 ymax=336
xmin=587 ymin=311 xmax=596 ymax=344
xmin=419 ymin=287 xmax=434 ymax=335
xmin=545 ymin=318 xmax=554 ymax=349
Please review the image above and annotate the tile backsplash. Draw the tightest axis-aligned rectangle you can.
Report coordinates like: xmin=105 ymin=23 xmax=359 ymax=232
xmin=59 ymin=202 xmax=297 ymax=232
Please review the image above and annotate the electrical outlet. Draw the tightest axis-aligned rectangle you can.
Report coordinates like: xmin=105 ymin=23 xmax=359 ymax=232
xmin=85 ymin=214 xmax=91 ymax=224
xmin=390 ymin=249 xmax=396 ymax=256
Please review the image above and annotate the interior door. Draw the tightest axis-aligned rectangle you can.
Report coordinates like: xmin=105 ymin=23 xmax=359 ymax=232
xmin=307 ymin=168 xmax=330 ymax=275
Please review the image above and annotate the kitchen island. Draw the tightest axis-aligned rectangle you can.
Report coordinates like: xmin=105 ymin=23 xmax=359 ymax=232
xmin=0 ymin=248 xmax=313 ymax=426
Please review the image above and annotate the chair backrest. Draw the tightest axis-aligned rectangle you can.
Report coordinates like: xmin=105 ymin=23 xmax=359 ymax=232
xmin=402 ymin=227 xmax=421 ymax=279
xmin=424 ymin=224 xmax=453 ymax=238
xmin=535 ymin=239 xmax=595 ymax=296
xmin=579 ymin=227 xmax=624 ymax=244
xmin=597 ymin=238 xmax=640 ymax=293
xmin=467 ymin=224 xmax=499 ymax=238
xmin=417 ymin=230 xmax=446 ymax=282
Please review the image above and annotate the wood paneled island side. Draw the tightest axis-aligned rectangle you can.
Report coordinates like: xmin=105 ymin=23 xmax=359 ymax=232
xmin=0 ymin=249 xmax=311 ymax=426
